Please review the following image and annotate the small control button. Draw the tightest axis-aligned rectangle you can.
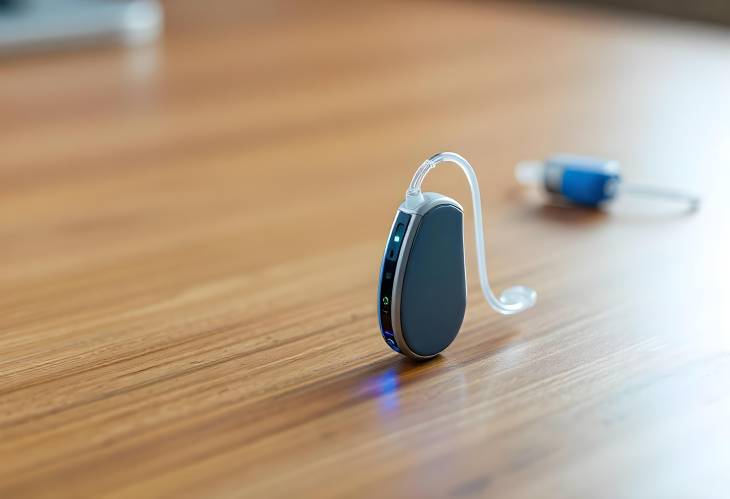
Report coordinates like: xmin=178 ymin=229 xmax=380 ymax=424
xmin=393 ymin=223 xmax=405 ymax=243
xmin=382 ymin=296 xmax=389 ymax=306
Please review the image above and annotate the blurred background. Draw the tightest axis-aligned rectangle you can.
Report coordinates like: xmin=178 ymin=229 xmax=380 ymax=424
xmin=557 ymin=0 xmax=730 ymax=25
xmin=2 ymin=1 xmax=730 ymax=497
xmin=4 ymin=0 xmax=728 ymax=274
xmin=2 ymin=0 xmax=730 ymax=57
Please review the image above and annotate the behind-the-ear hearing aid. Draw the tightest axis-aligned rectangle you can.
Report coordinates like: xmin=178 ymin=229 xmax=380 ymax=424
xmin=377 ymin=152 xmax=536 ymax=359
xmin=515 ymin=154 xmax=701 ymax=210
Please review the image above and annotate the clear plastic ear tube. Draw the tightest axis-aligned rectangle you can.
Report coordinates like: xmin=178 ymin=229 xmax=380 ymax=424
xmin=405 ymin=152 xmax=537 ymax=315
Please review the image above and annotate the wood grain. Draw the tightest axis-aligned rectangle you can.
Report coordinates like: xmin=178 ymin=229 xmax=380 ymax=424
xmin=1 ymin=1 xmax=729 ymax=497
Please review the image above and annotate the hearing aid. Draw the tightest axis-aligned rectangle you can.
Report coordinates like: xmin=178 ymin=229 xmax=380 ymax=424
xmin=515 ymin=154 xmax=700 ymax=210
xmin=377 ymin=152 xmax=536 ymax=359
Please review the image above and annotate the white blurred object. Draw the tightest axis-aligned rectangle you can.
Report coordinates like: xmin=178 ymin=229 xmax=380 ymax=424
xmin=0 ymin=0 xmax=162 ymax=55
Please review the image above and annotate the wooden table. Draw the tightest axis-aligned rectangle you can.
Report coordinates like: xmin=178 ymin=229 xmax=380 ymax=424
xmin=2 ymin=1 xmax=729 ymax=497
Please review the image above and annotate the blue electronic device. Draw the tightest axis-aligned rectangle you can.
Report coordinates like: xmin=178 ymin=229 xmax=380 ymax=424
xmin=516 ymin=154 xmax=700 ymax=210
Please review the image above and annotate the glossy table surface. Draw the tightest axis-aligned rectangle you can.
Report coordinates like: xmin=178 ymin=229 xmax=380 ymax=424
xmin=2 ymin=1 xmax=729 ymax=497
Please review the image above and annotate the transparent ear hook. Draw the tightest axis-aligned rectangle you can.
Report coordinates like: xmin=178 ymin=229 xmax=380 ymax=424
xmin=405 ymin=152 xmax=537 ymax=315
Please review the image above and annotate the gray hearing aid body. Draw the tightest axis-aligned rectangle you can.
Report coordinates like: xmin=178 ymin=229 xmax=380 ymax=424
xmin=378 ymin=193 xmax=466 ymax=359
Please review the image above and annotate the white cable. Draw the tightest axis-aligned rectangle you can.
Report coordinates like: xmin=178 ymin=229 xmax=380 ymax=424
xmin=405 ymin=152 xmax=536 ymax=315
xmin=617 ymin=183 xmax=701 ymax=211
